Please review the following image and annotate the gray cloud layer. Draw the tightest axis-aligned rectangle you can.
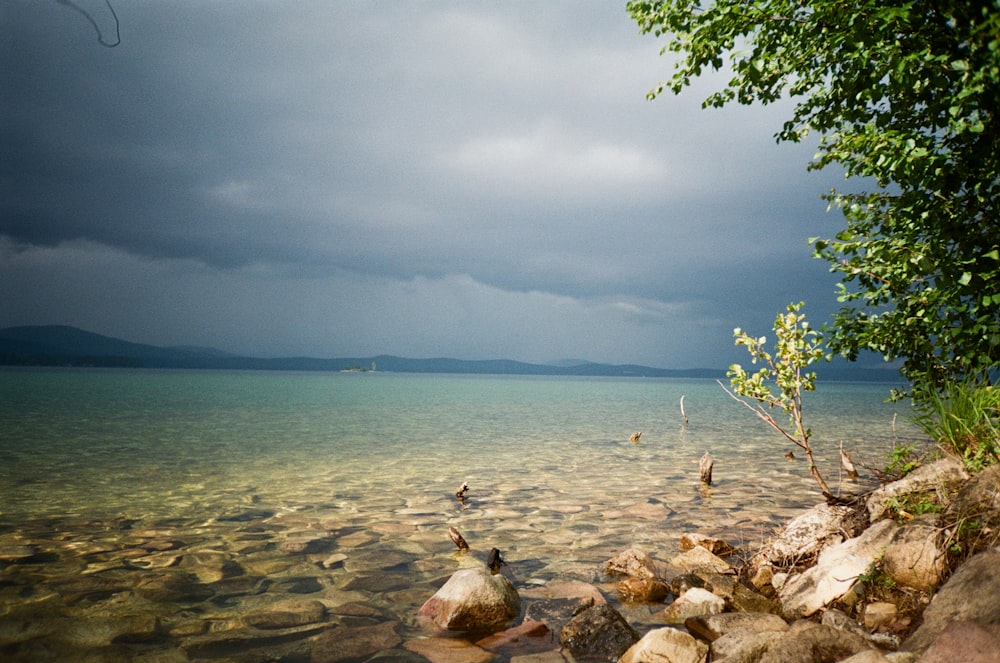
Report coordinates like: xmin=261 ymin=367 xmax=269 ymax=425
xmin=2 ymin=1 xmax=850 ymax=367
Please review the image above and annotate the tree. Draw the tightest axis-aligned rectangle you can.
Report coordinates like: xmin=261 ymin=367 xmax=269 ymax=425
xmin=628 ymin=1 xmax=1000 ymax=400
xmin=721 ymin=302 xmax=837 ymax=501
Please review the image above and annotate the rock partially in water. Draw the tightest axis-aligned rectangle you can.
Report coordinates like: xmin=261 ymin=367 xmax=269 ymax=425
xmin=559 ymin=602 xmax=639 ymax=661
xmin=418 ymin=566 xmax=520 ymax=632
xmin=605 ymin=548 xmax=664 ymax=580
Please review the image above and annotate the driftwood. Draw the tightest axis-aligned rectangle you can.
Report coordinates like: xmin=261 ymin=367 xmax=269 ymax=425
xmin=629 ymin=431 xmax=642 ymax=443
xmin=785 ymin=450 xmax=796 ymax=461
xmin=680 ymin=395 xmax=689 ymax=425
xmin=840 ymin=442 xmax=859 ymax=479
xmin=455 ymin=481 xmax=469 ymax=499
xmin=699 ymin=451 xmax=714 ymax=485
xmin=448 ymin=526 xmax=469 ymax=551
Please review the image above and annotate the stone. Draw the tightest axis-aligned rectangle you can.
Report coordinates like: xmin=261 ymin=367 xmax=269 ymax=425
xmin=779 ymin=519 xmax=898 ymax=618
xmin=280 ymin=532 xmax=337 ymax=554
xmin=711 ymin=630 xmax=781 ymax=662
xmin=685 ymin=612 xmax=789 ymax=642
xmin=670 ymin=545 xmax=734 ymax=576
xmin=403 ymin=636 xmax=495 ymax=663
xmin=839 ymin=652 xmax=892 ymax=663
xmin=310 ymin=621 xmax=401 ymax=663
xmin=901 ymin=548 xmax=1000 ymax=654
xmin=867 ymin=457 xmax=969 ymax=522
xmin=616 ymin=576 xmax=669 ymax=603
xmin=680 ymin=532 xmax=736 ymax=557
xmin=418 ymin=566 xmax=521 ymax=631
xmin=880 ymin=516 xmax=947 ymax=592
xmin=763 ymin=503 xmax=856 ymax=565
xmin=864 ymin=602 xmax=899 ymax=631
xmin=750 ymin=564 xmax=774 ymax=590
xmin=658 ymin=588 xmax=725 ymax=624
xmin=559 ymin=602 xmax=639 ymax=661
xmin=619 ymin=627 xmax=709 ymax=663
xmin=243 ymin=599 xmax=327 ymax=629
xmin=475 ymin=619 xmax=549 ymax=651
xmin=605 ymin=548 xmax=662 ymax=580
xmin=945 ymin=463 xmax=1000 ymax=524
xmin=180 ymin=550 xmax=244 ymax=583
xmin=757 ymin=620 xmax=876 ymax=663
xmin=915 ymin=620 xmax=1000 ymax=663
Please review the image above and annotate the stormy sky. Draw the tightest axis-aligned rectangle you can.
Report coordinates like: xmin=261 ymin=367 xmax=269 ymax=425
xmin=2 ymin=1 xmax=857 ymax=368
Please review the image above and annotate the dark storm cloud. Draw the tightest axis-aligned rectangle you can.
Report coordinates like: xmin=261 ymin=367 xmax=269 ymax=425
xmin=1 ymin=1 xmax=853 ymax=367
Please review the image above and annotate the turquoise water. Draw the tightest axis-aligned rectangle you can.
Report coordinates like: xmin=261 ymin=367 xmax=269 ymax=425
xmin=0 ymin=368 xmax=922 ymax=659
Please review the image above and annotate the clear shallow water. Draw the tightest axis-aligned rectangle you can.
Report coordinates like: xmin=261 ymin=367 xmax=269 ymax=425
xmin=0 ymin=368 xmax=922 ymax=659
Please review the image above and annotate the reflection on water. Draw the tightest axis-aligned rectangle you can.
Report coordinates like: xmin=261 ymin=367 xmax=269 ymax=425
xmin=0 ymin=369 xmax=920 ymax=660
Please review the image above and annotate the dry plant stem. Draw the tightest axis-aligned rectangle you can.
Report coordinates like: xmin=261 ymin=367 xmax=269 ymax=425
xmin=718 ymin=379 xmax=835 ymax=502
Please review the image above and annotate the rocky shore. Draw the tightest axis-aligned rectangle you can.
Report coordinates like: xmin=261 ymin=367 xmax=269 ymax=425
xmin=1 ymin=459 xmax=997 ymax=662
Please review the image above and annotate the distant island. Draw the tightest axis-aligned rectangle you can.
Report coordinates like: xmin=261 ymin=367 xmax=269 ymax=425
xmin=0 ymin=325 xmax=901 ymax=381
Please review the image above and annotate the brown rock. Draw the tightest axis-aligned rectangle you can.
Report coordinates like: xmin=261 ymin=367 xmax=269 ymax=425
xmin=867 ymin=457 xmax=969 ymax=522
xmin=685 ymin=612 xmax=789 ymax=642
xmin=881 ymin=516 xmax=946 ymax=592
xmin=243 ymin=599 xmax=327 ymax=630
xmin=560 ymin=602 xmax=639 ymax=661
xmin=680 ymin=533 xmax=736 ymax=557
xmin=404 ymin=635 xmax=494 ymax=663
xmin=670 ymin=545 xmax=734 ymax=576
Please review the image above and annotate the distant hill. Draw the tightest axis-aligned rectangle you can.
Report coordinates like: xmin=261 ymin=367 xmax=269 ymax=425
xmin=0 ymin=325 xmax=904 ymax=382
xmin=0 ymin=325 xmax=719 ymax=377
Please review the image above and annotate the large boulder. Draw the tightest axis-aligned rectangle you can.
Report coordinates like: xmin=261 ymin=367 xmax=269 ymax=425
xmin=779 ymin=519 xmax=899 ymax=618
xmin=901 ymin=548 xmax=1000 ymax=654
xmin=417 ymin=566 xmax=520 ymax=632
xmin=619 ymin=627 xmax=709 ymax=663
xmin=866 ymin=457 xmax=969 ymax=522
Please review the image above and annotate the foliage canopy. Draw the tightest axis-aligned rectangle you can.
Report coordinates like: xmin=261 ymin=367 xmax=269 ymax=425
xmin=628 ymin=0 xmax=1000 ymax=399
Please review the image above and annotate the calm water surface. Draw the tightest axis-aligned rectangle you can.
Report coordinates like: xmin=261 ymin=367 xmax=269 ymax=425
xmin=0 ymin=369 xmax=921 ymax=660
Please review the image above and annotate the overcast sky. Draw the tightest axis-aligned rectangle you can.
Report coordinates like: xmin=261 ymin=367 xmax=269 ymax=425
xmin=2 ymin=1 xmax=861 ymax=369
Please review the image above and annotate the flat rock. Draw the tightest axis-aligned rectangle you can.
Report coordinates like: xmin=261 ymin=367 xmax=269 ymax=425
xmin=403 ymin=636 xmax=495 ymax=663
xmin=243 ymin=599 xmax=327 ymax=629
xmin=310 ymin=621 xmax=401 ymax=663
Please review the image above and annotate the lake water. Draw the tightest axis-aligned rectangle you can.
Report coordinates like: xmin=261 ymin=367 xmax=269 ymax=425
xmin=0 ymin=368 xmax=921 ymax=660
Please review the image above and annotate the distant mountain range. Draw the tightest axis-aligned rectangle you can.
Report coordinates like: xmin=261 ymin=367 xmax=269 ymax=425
xmin=0 ymin=325 xmax=718 ymax=377
xmin=0 ymin=325 xmax=903 ymax=382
